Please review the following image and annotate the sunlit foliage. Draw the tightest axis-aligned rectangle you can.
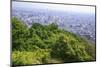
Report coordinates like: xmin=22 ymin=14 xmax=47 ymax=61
xmin=12 ymin=17 xmax=95 ymax=65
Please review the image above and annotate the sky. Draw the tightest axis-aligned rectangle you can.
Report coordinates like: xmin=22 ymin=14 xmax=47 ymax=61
xmin=12 ymin=1 xmax=95 ymax=13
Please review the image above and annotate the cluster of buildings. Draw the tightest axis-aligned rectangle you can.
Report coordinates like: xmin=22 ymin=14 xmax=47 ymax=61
xmin=12 ymin=10 xmax=96 ymax=42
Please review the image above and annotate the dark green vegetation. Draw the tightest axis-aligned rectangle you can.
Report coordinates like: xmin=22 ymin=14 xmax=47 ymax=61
xmin=12 ymin=17 xmax=95 ymax=65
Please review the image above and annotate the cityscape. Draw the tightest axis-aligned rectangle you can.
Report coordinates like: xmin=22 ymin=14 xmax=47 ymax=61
xmin=12 ymin=1 xmax=96 ymax=65
xmin=12 ymin=3 xmax=95 ymax=42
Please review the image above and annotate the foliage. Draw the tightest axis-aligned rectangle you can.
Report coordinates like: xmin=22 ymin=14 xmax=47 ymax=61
xmin=12 ymin=49 xmax=51 ymax=65
xmin=51 ymin=36 xmax=93 ymax=62
xmin=12 ymin=17 xmax=95 ymax=65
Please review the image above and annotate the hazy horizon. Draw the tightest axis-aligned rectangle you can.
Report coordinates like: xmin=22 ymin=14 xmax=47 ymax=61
xmin=12 ymin=1 xmax=95 ymax=14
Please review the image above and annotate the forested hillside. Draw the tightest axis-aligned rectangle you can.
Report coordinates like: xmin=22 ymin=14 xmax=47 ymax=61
xmin=12 ymin=17 xmax=95 ymax=65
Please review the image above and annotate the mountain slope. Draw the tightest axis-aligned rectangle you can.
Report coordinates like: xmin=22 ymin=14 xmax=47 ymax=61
xmin=12 ymin=17 xmax=95 ymax=65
